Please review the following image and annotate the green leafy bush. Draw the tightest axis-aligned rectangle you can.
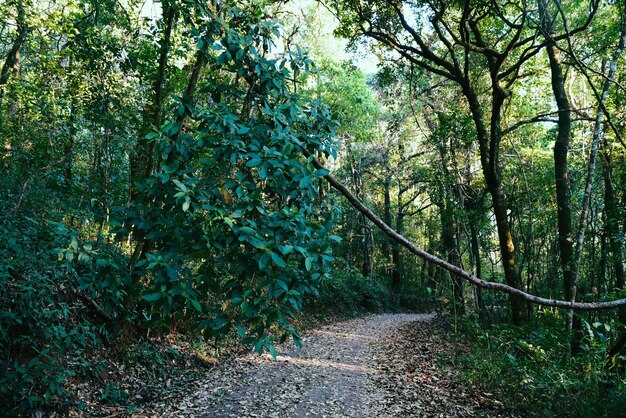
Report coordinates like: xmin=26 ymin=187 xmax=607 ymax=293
xmin=0 ymin=192 xmax=137 ymax=414
xmin=0 ymin=216 xmax=98 ymax=413
xmin=458 ymin=315 xmax=626 ymax=417
xmin=305 ymin=258 xmax=396 ymax=316
xmin=122 ymin=1 xmax=339 ymax=355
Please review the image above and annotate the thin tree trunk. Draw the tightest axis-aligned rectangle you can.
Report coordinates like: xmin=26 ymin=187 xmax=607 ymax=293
xmin=541 ymin=0 xmax=576 ymax=334
xmin=576 ymin=20 xmax=625 ymax=257
xmin=470 ymin=222 xmax=487 ymax=324
xmin=573 ymin=13 xmax=626 ymax=334
xmin=423 ymin=105 xmax=464 ymax=313
xmin=348 ymin=148 xmax=371 ymax=278
xmin=0 ymin=0 xmax=28 ymax=97
xmin=602 ymin=139 xmax=626 ymax=360
xmin=463 ymin=85 xmax=528 ymax=324
xmin=420 ymin=254 xmax=428 ymax=289
xmin=426 ymin=245 xmax=436 ymax=290
xmin=437 ymin=141 xmax=464 ymax=316
xmin=441 ymin=205 xmax=464 ymax=315
xmin=598 ymin=210 xmax=608 ymax=295
xmin=391 ymin=139 xmax=408 ymax=290
xmin=129 ymin=1 xmax=176 ymax=201
xmin=391 ymin=193 xmax=403 ymax=290
xmin=361 ymin=216 xmax=372 ymax=277
xmin=383 ymin=177 xmax=392 ymax=265
xmin=589 ymin=206 xmax=597 ymax=296
xmin=64 ymin=95 xmax=77 ymax=187
xmin=1 ymin=0 xmax=28 ymax=156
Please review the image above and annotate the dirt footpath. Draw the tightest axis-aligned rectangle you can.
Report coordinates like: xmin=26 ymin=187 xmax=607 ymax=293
xmin=147 ymin=313 xmax=513 ymax=418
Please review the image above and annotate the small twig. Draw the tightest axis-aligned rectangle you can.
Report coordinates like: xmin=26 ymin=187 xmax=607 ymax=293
xmin=68 ymin=286 xmax=112 ymax=322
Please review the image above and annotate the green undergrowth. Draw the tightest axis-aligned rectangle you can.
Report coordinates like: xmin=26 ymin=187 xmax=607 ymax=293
xmin=0 ymin=211 xmax=419 ymax=415
xmin=0 ymin=212 xmax=126 ymax=415
xmin=458 ymin=314 xmax=626 ymax=417
xmin=302 ymin=258 xmax=435 ymax=321
xmin=304 ymin=258 xmax=397 ymax=318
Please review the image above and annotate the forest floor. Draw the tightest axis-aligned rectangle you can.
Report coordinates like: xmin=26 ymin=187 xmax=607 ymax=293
xmin=138 ymin=313 xmax=517 ymax=417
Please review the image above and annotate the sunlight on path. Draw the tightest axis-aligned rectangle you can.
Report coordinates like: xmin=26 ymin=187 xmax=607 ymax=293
xmin=163 ymin=313 xmax=432 ymax=417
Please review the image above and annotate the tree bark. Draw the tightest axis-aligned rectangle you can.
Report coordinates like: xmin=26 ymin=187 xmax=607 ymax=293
xmin=64 ymin=72 xmax=78 ymax=187
xmin=436 ymin=140 xmax=464 ymax=316
xmin=464 ymin=85 xmax=528 ymax=324
xmin=440 ymin=201 xmax=464 ymax=315
xmin=543 ymin=16 xmax=576 ymax=333
xmin=538 ymin=0 xmax=586 ymax=335
xmin=382 ymin=176 xmax=392 ymax=265
xmin=348 ymin=145 xmax=371 ymax=278
xmin=598 ymin=215 xmax=608 ymax=295
xmin=470 ymin=222 xmax=487 ymax=323
xmin=391 ymin=190 xmax=403 ymax=290
xmin=574 ymin=14 xmax=626 ymax=274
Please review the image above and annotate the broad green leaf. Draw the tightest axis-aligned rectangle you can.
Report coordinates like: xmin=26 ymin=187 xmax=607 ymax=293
xmin=259 ymin=253 xmax=270 ymax=270
xmin=190 ymin=300 xmax=202 ymax=312
xmin=276 ymin=279 xmax=289 ymax=292
xmin=172 ymin=179 xmax=188 ymax=192
xmin=143 ymin=292 xmax=162 ymax=302
xmin=246 ymin=158 xmax=262 ymax=167
xmin=268 ymin=344 xmax=277 ymax=360
xmin=270 ymin=252 xmax=286 ymax=268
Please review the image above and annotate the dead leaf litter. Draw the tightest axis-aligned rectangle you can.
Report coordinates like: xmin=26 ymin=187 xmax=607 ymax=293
xmin=139 ymin=313 xmax=516 ymax=417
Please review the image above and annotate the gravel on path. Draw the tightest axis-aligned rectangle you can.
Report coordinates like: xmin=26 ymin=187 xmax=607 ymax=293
xmin=150 ymin=313 xmax=514 ymax=418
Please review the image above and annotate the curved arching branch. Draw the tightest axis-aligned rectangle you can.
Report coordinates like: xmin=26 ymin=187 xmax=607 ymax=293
xmin=302 ymin=150 xmax=626 ymax=311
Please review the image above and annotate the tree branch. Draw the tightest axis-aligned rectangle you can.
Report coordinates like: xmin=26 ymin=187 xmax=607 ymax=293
xmin=303 ymin=149 xmax=626 ymax=311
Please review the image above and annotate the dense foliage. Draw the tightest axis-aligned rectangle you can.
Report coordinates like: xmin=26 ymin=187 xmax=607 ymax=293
xmin=1 ymin=0 xmax=625 ymax=415
xmin=460 ymin=315 xmax=626 ymax=417
xmin=0 ymin=0 xmax=343 ymax=412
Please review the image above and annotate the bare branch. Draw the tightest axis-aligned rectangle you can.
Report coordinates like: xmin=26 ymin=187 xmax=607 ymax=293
xmin=303 ymin=149 xmax=626 ymax=311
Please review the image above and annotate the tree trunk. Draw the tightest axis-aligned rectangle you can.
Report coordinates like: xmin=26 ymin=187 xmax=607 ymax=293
xmin=348 ymin=146 xmax=371 ymax=278
xmin=569 ymin=10 xmax=626 ymax=346
xmin=391 ymin=203 xmax=403 ymax=290
xmin=426 ymin=245 xmax=436 ymax=290
xmin=382 ymin=177 xmax=392 ymax=265
xmin=129 ymin=1 xmax=176 ymax=202
xmin=361 ymin=213 xmax=372 ymax=278
xmin=602 ymin=139 xmax=626 ymax=360
xmin=441 ymin=205 xmax=464 ymax=316
xmin=538 ymin=0 xmax=577 ymax=334
xmin=63 ymin=95 xmax=77 ymax=187
xmin=0 ymin=0 xmax=28 ymax=97
xmin=575 ymin=15 xmax=626 ymax=271
xmin=436 ymin=141 xmax=464 ymax=316
xmin=470 ymin=222 xmax=487 ymax=324
xmin=463 ymin=85 xmax=528 ymax=325
xmin=598 ymin=212 xmax=608 ymax=295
